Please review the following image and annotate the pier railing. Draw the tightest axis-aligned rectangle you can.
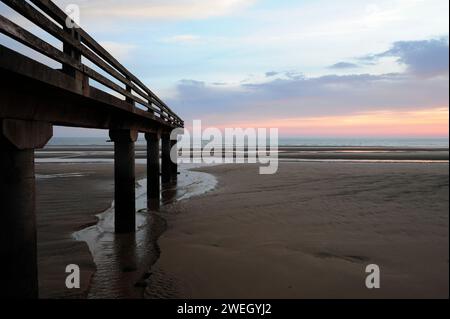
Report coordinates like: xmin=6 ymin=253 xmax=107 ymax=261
xmin=0 ymin=0 xmax=183 ymax=127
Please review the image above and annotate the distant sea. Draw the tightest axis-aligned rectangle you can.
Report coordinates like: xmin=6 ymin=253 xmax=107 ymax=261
xmin=48 ymin=137 xmax=449 ymax=148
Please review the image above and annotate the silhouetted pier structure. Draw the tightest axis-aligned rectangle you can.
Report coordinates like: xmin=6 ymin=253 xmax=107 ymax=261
xmin=0 ymin=0 xmax=183 ymax=298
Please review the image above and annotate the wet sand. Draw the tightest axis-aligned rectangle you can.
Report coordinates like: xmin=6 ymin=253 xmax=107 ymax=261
xmin=35 ymin=161 xmax=216 ymax=298
xmin=36 ymin=163 xmax=147 ymax=298
xmin=148 ymin=162 xmax=449 ymax=299
xmin=35 ymin=145 xmax=449 ymax=299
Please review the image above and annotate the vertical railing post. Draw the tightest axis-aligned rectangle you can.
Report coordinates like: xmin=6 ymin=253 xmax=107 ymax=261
xmin=0 ymin=120 xmax=52 ymax=298
xmin=62 ymin=26 xmax=89 ymax=95
xmin=109 ymin=129 xmax=138 ymax=233
xmin=125 ymin=75 xmax=134 ymax=105
xmin=145 ymin=131 xmax=161 ymax=210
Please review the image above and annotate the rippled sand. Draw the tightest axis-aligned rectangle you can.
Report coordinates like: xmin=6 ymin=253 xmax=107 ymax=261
xmin=148 ymin=162 xmax=449 ymax=299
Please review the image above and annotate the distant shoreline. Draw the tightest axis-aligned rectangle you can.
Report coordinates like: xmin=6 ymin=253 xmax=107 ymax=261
xmin=47 ymin=136 xmax=450 ymax=148
xmin=37 ymin=145 xmax=449 ymax=162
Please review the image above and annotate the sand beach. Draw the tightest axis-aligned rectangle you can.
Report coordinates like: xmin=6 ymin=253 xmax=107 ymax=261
xmin=148 ymin=162 xmax=449 ymax=298
xmin=34 ymin=146 xmax=449 ymax=299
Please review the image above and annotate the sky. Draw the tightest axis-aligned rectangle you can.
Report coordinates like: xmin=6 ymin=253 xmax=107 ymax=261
xmin=0 ymin=0 xmax=449 ymax=138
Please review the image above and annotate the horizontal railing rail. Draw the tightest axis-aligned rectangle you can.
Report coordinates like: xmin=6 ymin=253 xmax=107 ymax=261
xmin=0 ymin=0 xmax=183 ymax=127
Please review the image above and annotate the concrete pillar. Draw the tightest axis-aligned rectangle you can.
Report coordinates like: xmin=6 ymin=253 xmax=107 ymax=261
xmin=109 ymin=129 xmax=138 ymax=233
xmin=145 ymin=131 xmax=160 ymax=210
xmin=161 ymin=133 xmax=172 ymax=184
xmin=170 ymin=138 xmax=178 ymax=182
xmin=0 ymin=120 xmax=52 ymax=299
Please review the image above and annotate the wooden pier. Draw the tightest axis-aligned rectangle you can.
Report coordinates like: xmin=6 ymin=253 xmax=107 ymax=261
xmin=0 ymin=0 xmax=182 ymax=298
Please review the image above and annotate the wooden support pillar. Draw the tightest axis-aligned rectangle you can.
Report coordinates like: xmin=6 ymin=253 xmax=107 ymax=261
xmin=0 ymin=120 xmax=53 ymax=299
xmin=109 ymin=129 xmax=138 ymax=233
xmin=170 ymin=138 xmax=178 ymax=182
xmin=145 ymin=131 xmax=160 ymax=210
xmin=161 ymin=132 xmax=172 ymax=184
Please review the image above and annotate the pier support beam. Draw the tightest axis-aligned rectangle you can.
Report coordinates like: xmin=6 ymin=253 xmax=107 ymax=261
xmin=170 ymin=138 xmax=178 ymax=182
xmin=161 ymin=133 xmax=172 ymax=184
xmin=109 ymin=129 xmax=138 ymax=233
xmin=145 ymin=132 xmax=160 ymax=210
xmin=0 ymin=120 xmax=52 ymax=299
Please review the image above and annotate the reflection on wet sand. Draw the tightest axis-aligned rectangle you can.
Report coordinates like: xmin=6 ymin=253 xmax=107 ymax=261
xmin=73 ymin=166 xmax=216 ymax=298
xmin=162 ymin=181 xmax=178 ymax=206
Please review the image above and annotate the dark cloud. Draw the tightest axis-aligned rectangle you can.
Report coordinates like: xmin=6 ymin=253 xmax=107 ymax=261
xmin=173 ymin=79 xmax=247 ymax=118
xmin=363 ymin=38 xmax=449 ymax=77
xmin=265 ymin=71 xmax=278 ymax=77
xmin=170 ymin=71 xmax=448 ymax=122
xmin=178 ymin=79 xmax=205 ymax=87
xmin=328 ymin=62 xmax=359 ymax=69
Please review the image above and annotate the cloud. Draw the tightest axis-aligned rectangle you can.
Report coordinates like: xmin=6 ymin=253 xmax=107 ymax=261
xmin=284 ymin=71 xmax=304 ymax=80
xmin=54 ymin=0 xmax=257 ymax=20
xmin=265 ymin=71 xmax=278 ymax=77
xmin=328 ymin=62 xmax=359 ymax=69
xmin=170 ymin=70 xmax=448 ymax=125
xmin=362 ymin=38 xmax=449 ymax=77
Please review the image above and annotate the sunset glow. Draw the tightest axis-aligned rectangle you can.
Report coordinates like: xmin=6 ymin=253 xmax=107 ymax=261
xmin=206 ymin=107 xmax=449 ymax=137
